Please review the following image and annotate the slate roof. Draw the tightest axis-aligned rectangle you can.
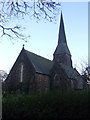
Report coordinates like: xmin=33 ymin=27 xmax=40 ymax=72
xmin=25 ymin=49 xmax=54 ymax=75
xmin=60 ymin=63 xmax=84 ymax=89
xmin=54 ymin=43 xmax=71 ymax=55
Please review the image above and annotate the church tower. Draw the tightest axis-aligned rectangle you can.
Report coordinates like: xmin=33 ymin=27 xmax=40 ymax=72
xmin=53 ymin=12 xmax=72 ymax=67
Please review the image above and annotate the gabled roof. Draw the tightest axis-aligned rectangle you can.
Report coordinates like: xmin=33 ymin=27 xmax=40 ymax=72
xmin=54 ymin=12 xmax=71 ymax=55
xmin=60 ymin=63 xmax=84 ymax=89
xmin=24 ymin=49 xmax=53 ymax=75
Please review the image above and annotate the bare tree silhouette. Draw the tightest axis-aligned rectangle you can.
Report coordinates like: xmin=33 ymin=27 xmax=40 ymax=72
xmin=0 ymin=1 xmax=60 ymax=41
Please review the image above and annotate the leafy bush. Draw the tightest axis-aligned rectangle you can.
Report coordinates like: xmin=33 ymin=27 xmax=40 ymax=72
xmin=2 ymin=91 xmax=89 ymax=120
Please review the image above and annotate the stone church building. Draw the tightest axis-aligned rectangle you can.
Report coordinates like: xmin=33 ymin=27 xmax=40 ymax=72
xmin=5 ymin=13 xmax=84 ymax=94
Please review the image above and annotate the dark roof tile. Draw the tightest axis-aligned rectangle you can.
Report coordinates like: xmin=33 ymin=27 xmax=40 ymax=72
xmin=25 ymin=50 xmax=53 ymax=75
xmin=60 ymin=63 xmax=84 ymax=89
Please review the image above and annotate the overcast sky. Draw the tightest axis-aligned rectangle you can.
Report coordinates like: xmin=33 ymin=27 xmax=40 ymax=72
xmin=0 ymin=2 xmax=88 ymax=73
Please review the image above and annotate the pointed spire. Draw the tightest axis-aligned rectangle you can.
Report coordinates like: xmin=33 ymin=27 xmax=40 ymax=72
xmin=53 ymin=12 xmax=72 ymax=67
xmin=54 ymin=12 xmax=71 ymax=55
xmin=58 ymin=11 xmax=67 ymax=44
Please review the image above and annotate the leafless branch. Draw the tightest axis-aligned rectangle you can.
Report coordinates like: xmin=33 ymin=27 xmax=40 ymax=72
xmin=0 ymin=25 xmax=30 ymax=41
xmin=0 ymin=0 xmax=61 ymax=41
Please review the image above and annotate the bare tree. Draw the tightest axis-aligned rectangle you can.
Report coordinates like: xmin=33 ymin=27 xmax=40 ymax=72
xmin=0 ymin=70 xmax=7 ymax=82
xmin=80 ymin=61 xmax=90 ymax=89
xmin=0 ymin=0 xmax=60 ymax=41
xmin=83 ymin=66 xmax=90 ymax=87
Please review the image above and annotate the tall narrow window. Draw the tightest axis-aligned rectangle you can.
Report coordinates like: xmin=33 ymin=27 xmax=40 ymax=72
xmin=20 ymin=63 xmax=24 ymax=82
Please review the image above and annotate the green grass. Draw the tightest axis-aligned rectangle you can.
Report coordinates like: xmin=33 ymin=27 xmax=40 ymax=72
xmin=2 ymin=91 xmax=89 ymax=120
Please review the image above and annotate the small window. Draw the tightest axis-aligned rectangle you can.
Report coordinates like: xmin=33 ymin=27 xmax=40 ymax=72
xmin=20 ymin=63 xmax=24 ymax=82
xmin=71 ymin=79 xmax=74 ymax=89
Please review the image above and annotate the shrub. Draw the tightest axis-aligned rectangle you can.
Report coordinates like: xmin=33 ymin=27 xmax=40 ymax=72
xmin=2 ymin=91 xmax=89 ymax=120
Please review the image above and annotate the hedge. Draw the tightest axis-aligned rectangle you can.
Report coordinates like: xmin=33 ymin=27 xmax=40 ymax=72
xmin=2 ymin=91 xmax=89 ymax=120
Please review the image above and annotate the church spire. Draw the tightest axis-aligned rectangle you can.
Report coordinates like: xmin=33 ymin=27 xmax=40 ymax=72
xmin=58 ymin=12 xmax=67 ymax=44
xmin=53 ymin=12 xmax=72 ymax=67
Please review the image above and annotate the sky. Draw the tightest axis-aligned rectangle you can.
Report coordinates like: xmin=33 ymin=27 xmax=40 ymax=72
xmin=0 ymin=2 xmax=88 ymax=73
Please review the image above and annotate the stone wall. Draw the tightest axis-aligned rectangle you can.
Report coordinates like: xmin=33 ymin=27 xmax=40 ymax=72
xmin=34 ymin=73 xmax=50 ymax=93
xmin=50 ymin=62 xmax=71 ymax=90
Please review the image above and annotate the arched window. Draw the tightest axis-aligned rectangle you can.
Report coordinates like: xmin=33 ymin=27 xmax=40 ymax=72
xmin=20 ymin=63 xmax=24 ymax=82
xmin=71 ymin=79 xmax=74 ymax=89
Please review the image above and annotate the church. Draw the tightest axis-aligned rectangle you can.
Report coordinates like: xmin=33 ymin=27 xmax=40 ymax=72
xmin=5 ymin=12 xmax=84 ymax=94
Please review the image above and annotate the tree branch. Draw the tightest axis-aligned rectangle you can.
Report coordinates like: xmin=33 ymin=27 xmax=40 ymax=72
xmin=0 ymin=1 xmax=61 ymax=41
xmin=0 ymin=25 xmax=29 ymax=41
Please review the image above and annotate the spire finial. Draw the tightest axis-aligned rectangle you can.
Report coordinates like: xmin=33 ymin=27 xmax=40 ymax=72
xmin=23 ymin=44 xmax=25 ymax=49
xmin=60 ymin=2 xmax=63 ymax=21
xmin=61 ymin=2 xmax=62 ymax=12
